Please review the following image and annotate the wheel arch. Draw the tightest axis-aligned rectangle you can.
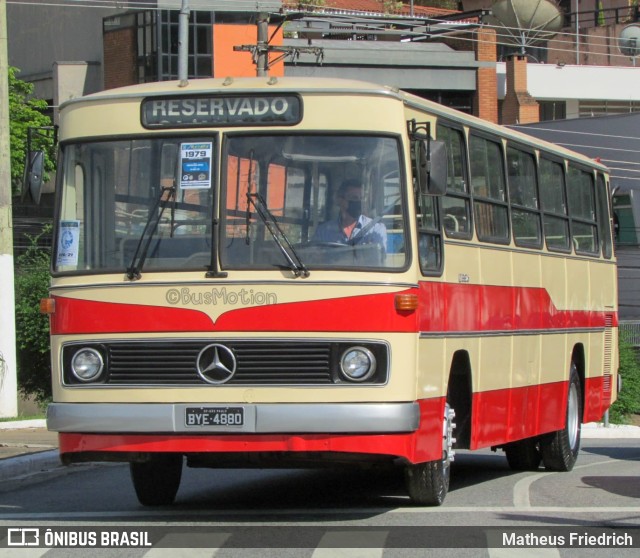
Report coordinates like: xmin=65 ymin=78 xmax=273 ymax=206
xmin=570 ymin=343 xmax=586 ymax=422
xmin=447 ymin=349 xmax=472 ymax=449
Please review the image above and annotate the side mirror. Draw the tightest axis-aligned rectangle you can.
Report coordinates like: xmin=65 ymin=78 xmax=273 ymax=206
xmin=24 ymin=150 xmax=44 ymax=205
xmin=413 ymin=139 xmax=447 ymax=196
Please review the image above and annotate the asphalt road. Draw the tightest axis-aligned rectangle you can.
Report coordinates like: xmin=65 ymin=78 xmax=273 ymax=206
xmin=0 ymin=430 xmax=638 ymax=557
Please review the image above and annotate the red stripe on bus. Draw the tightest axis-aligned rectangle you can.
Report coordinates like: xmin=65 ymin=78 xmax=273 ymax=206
xmin=471 ymin=381 xmax=567 ymax=449
xmin=418 ymin=283 xmax=616 ymax=332
xmin=58 ymin=398 xmax=445 ymax=464
xmin=49 ymin=292 xmax=417 ymax=335
xmin=50 ymin=284 xmax=617 ymax=335
xmin=49 ymin=297 xmax=215 ymax=335
xmin=470 ymin=376 xmax=610 ymax=449
xmin=584 ymin=375 xmax=611 ymax=423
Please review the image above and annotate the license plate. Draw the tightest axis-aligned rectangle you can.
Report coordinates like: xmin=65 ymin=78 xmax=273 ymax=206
xmin=185 ymin=407 xmax=244 ymax=427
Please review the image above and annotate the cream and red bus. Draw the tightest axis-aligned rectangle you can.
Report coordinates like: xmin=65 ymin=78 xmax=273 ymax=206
xmin=42 ymin=77 xmax=618 ymax=506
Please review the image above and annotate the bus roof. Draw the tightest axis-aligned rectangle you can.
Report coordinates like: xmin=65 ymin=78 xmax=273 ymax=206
xmin=60 ymin=77 xmax=400 ymax=107
xmin=60 ymin=76 xmax=608 ymax=173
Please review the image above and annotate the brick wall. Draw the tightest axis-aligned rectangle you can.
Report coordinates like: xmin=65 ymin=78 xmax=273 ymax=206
xmin=104 ymin=27 xmax=137 ymax=90
xmin=473 ymin=27 xmax=498 ymax=123
xmin=501 ymin=55 xmax=539 ymax=125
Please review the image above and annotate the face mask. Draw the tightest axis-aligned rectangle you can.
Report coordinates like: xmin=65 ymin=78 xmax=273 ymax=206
xmin=346 ymin=200 xmax=362 ymax=219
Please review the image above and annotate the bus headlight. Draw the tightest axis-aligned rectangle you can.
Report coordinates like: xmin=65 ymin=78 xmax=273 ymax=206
xmin=71 ymin=348 xmax=104 ymax=382
xmin=340 ymin=347 xmax=376 ymax=382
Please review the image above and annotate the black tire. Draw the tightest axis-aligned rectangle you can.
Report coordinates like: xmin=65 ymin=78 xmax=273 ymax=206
xmin=504 ymin=438 xmax=542 ymax=471
xmin=405 ymin=404 xmax=455 ymax=506
xmin=405 ymin=457 xmax=450 ymax=506
xmin=540 ymin=363 xmax=582 ymax=472
xmin=129 ymin=454 xmax=183 ymax=506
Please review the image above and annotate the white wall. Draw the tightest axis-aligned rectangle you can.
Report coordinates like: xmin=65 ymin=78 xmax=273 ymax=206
xmin=497 ymin=61 xmax=640 ymax=103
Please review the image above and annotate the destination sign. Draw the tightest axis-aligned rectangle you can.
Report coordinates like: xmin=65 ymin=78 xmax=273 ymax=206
xmin=141 ymin=94 xmax=302 ymax=128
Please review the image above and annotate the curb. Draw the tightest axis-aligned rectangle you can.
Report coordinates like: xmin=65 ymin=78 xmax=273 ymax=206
xmin=582 ymin=422 xmax=640 ymax=439
xmin=0 ymin=419 xmax=47 ymax=430
xmin=0 ymin=450 xmax=62 ymax=484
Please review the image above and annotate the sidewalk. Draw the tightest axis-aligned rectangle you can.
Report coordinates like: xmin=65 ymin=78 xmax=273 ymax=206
xmin=1 ymin=419 xmax=639 ymax=484
xmin=0 ymin=420 xmax=61 ymax=483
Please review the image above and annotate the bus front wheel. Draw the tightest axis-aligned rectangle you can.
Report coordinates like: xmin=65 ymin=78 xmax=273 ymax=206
xmin=129 ymin=454 xmax=183 ymax=506
xmin=540 ymin=363 xmax=582 ymax=472
xmin=405 ymin=404 xmax=455 ymax=506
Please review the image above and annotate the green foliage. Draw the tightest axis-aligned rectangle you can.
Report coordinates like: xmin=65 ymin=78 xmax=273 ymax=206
xmin=14 ymin=227 xmax=52 ymax=404
xmin=608 ymin=337 xmax=640 ymax=424
xmin=381 ymin=0 xmax=404 ymax=13
xmin=8 ymin=66 xmax=56 ymax=196
xmin=412 ymin=0 xmax=460 ymax=9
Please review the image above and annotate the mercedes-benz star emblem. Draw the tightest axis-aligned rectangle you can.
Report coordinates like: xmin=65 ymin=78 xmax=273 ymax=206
xmin=196 ymin=344 xmax=237 ymax=384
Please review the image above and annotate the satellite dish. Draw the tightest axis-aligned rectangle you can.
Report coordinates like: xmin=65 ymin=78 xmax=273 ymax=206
xmin=618 ymin=24 xmax=640 ymax=65
xmin=486 ymin=0 xmax=563 ymax=57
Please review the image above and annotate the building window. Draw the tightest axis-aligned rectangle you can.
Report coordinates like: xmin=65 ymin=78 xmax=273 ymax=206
xmin=136 ymin=10 xmax=214 ymax=83
xmin=579 ymin=100 xmax=640 ymax=117
xmin=539 ymin=101 xmax=566 ymax=121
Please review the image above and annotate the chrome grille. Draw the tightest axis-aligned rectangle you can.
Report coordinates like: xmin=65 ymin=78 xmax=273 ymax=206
xmin=107 ymin=341 xmax=332 ymax=384
xmin=63 ymin=340 xmax=388 ymax=386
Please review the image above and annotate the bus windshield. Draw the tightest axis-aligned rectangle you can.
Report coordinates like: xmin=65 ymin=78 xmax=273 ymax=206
xmin=54 ymin=134 xmax=407 ymax=274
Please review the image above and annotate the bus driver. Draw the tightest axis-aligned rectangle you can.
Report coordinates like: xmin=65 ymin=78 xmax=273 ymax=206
xmin=313 ymin=179 xmax=387 ymax=257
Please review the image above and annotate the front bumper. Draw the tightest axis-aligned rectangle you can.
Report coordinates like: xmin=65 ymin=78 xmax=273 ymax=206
xmin=47 ymin=402 xmax=420 ymax=434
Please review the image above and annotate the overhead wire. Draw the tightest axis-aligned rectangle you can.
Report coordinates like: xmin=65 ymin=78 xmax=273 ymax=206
xmin=6 ymin=0 xmax=640 ymax=62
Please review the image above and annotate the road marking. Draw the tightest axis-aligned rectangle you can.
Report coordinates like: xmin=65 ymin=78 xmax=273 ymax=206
xmin=145 ymin=532 xmax=230 ymax=557
xmin=488 ymin=549 xmax=560 ymax=558
xmin=512 ymin=458 xmax=622 ymax=508
xmin=1 ymin=506 xmax=640 ymax=521
xmin=311 ymin=531 xmax=388 ymax=558
xmin=0 ymin=549 xmax=49 ymax=558
xmin=487 ymin=529 xmax=561 ymax=558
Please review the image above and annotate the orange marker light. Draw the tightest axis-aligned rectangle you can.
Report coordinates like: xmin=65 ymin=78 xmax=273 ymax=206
xmin=40 ymin=298 xmax=55 ymax=315
xmin=395 ymin=293 xmax=419 ymax=312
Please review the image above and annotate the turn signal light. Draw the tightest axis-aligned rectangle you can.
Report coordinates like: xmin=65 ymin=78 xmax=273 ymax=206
xmin=395 ymin=293 xmax=419 ymax=312
xmin=40 ymin=298 xmax=55 ymax=314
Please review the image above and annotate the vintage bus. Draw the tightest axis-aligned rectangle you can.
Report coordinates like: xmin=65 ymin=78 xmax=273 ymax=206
xmin=42 ymin=77 xmax=618 ymax=506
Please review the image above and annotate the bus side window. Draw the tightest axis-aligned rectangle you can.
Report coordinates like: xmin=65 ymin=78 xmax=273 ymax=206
xmin=436 ymin=123 xmax=471 ymax=239
xmin=417 ymin=193 xmax=442 ymax=274
xmin=469 ymin=135 xmax=509 ymax=243
xmin=506 ymin=146 xmax=542 ymax=249
xmin=567 ymin=165 xmax=598 ymax=255
xmin=539 ymin=157 xmax=570 ymax=252
xmin=596 ymin=174 xmax=613 ymax=259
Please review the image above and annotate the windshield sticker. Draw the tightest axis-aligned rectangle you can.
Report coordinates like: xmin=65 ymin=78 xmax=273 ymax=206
xmin=56 ymin=220 xmax=80 ymax=267
xmin=180 ymin=142 xmax=212 ymax=190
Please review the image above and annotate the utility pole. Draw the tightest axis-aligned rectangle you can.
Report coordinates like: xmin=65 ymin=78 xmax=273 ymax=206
xmin=257 ymin=13 xmax=269 ymax=77
xmin=178 ymin=0 xmax=190 ymax=86
xmin=0 ymin=0 xmax=18 ymax=418
xmin=234 ymin=13 xmax=324 ymax=77
xmin=575 ymin=0 xmax=580 ymax=64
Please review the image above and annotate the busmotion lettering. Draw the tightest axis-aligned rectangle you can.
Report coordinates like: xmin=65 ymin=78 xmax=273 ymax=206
xmin=142 ymin=95 xmax=301 ymax=127
xmin=166 ymin=287 xmax=278 ymax=306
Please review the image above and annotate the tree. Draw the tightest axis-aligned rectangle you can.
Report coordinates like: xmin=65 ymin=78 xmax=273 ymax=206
xmin=8 ymin=66 xmax=55 ymax=196
xmin=412 ymin=0 xmax=461 ymax=9
xmin=14 ymin=227 xmax=52 ymax=405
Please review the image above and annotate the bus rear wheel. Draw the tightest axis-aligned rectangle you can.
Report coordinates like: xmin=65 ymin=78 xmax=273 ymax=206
xmin=130 ymin=454 xmax=183 ymax=506
xmin=405 ymin=404 xmax=455 ymax=506
xmin=540 ymin=364 xmax=582 ymax=472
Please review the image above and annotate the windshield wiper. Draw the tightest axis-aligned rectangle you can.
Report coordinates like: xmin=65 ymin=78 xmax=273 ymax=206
xmin=246 ymin=192 xmax=310 ymax=278
xmin=126 ymin=185 xmax=176 ymax=280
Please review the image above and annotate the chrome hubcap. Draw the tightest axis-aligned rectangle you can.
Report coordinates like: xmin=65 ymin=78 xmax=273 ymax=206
xmin=567 ymin=381 xmax=579 ymax=449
